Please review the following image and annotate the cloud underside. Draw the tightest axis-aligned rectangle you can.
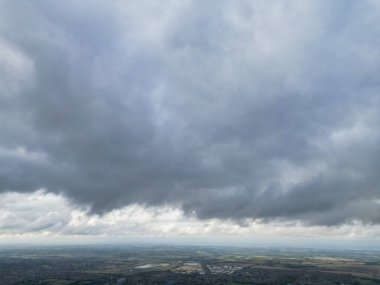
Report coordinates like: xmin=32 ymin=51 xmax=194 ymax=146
xmin=1 ymin=1 xmax=380 ymax=226
xmin=1 ymin=191 xmax=380 ymax=240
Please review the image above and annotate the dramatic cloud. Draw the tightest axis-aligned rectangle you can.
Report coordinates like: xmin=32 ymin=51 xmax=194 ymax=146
xmin=0 ymin=1 xmax=380 ymax=227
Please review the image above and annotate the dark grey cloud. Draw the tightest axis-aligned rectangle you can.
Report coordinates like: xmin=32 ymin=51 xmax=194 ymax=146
xmin=1 ymin=0 xmax=380 ymax=225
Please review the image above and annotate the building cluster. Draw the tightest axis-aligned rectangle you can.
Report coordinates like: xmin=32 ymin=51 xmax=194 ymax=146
xmin=207 ymin=264 xmax=242 ymax=275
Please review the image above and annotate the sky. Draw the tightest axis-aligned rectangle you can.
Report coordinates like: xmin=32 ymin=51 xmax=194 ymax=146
xmin=0 ymin=0 xmax=380 ymax=248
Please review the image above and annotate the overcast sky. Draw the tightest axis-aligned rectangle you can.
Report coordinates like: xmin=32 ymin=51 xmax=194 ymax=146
xmin=0 ymin=0 xmax=380 ymax=246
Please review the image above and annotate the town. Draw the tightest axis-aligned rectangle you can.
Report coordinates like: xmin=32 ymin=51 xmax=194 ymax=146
xmin=0 ymin=245 xmax=379 ymax=285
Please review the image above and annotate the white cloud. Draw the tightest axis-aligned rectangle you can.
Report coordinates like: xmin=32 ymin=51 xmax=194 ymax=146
xmin=0 ymin=191 xmax=379 ymax=246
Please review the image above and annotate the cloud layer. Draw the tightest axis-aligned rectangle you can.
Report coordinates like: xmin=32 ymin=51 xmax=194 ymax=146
xmin=2 ymin=191 xmax=380 ymax=244
xmin=1 ymin=1 xmax=380 ymax=226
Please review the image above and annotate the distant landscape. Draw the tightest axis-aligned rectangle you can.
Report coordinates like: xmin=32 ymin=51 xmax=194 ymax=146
xmin=1 ymin=245 xmax=379 ymax=285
